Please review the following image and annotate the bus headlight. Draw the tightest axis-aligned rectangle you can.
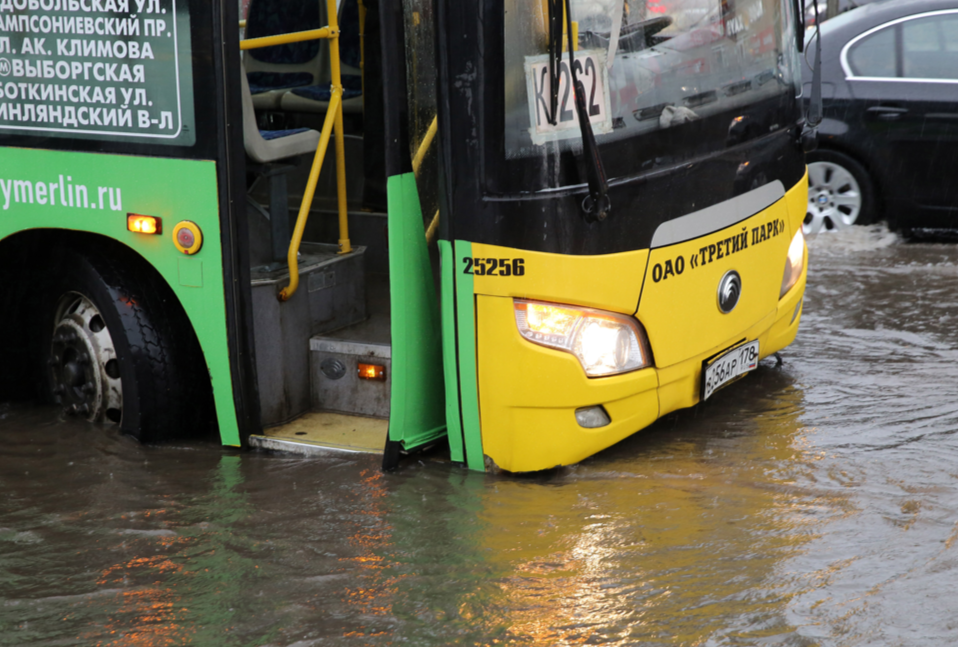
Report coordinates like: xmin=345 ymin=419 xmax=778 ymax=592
xmin=514 ymin=299 xmax=652 ymax=376
xmin=780 ymin=228 xmax=805 ymax=298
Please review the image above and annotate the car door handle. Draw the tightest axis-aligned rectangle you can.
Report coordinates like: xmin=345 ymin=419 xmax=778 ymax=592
xmin=867 ymin=106 xmax=908 ymax=121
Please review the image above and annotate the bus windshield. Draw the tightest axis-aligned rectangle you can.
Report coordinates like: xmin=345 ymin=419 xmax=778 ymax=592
xmin=504 ymin=0 xmax=801 ymax=167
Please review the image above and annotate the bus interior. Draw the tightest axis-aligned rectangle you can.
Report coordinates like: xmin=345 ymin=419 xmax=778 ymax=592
xmin=239 ymin=0 xmax=439 ymax=457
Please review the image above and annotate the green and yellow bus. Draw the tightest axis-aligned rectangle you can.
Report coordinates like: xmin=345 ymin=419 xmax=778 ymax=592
xmin=0 ymin=0 xmax=809 ymax=472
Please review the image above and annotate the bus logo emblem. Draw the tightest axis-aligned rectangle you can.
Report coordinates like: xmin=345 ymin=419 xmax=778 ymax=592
xmin=717 ymin=270 xmax=742 ymax=314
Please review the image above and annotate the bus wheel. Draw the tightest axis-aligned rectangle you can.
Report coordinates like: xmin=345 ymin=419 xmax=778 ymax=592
xmin=805 ymin=149 xmax=875 ymax=235
xmin=48 ymin=292 xmax=123 ymax=424
xmin=41 ymin=247 xmax=206 ymax=442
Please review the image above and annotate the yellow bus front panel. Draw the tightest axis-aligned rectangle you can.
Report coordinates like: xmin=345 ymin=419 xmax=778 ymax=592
xmin=471 ymin=176 xmax=808 ymax=473
xmin=476 ymin=294 xmax=660 ymax=472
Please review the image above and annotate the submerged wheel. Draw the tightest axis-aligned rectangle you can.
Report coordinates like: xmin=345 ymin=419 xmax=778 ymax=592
xmin=804 ymin=150 xmax=875 ymax=234
xmin=41 ymin=245 xmax=211 ymax=442
xmin=48 ymin=293 xmax=123 ymax=423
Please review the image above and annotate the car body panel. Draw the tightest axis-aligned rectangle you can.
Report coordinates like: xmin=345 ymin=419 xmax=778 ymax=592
xmin=804 ymin=0 xmax=958 ymax=228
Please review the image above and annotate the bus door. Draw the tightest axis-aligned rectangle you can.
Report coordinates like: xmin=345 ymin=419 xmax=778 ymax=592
xmin=0 ymin=0 xmax=449 ymax=463
xmin=237 ymin=0 xmax=447 ymax=461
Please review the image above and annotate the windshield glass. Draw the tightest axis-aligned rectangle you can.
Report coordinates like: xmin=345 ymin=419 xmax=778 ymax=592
xmin=504 ymin=0 xmax=801 ymax=163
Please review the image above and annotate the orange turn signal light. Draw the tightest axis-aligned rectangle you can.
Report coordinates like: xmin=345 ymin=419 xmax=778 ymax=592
xmin=358 ymin=363 xmax=386 ymax=381
xmin=127 ymin=214 xmax=161 ymax=235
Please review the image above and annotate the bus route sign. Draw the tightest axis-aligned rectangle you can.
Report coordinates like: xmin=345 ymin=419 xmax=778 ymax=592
xmin=524 ymin=49 xmax=612 ymax=146
xmin=0 ymin=0 xmax=195 ymax=145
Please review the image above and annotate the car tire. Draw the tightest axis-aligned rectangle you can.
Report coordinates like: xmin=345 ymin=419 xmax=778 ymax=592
xmin=804 ymin=149 xmax=876 ymax=234
xmin=40 ymin=245 xmax=212 ymax=442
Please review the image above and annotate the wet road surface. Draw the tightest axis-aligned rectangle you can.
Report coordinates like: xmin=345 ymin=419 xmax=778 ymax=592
xmin=2 ymin=226 xmax=958 ymax=646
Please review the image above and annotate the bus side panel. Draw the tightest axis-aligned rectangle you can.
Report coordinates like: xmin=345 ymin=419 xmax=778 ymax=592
xmin=0 ymin=147 xmax=240 ymax=445
xmin=386 ymin=172 xmax=447 ymax=451
xmin=438 ymin=239 xmax=465 ymax=463
xmin=453 ymin=240 xmax=486 ymax=472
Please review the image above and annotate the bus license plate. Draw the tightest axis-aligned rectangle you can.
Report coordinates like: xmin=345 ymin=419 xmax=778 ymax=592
xmin=702 ymin=340 xmax=759 ymax=401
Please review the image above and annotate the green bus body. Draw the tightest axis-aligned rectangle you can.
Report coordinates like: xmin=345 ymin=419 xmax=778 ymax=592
xmin=0 ymin=148 xmax=241 ymax=444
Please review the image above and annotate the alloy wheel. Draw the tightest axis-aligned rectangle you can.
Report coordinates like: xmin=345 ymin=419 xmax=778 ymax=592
xmin=804 ymin=160 xmax=863 ymax=234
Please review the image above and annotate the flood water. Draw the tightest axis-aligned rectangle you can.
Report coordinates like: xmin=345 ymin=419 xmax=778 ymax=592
xmin=3 ymin=226 xmax=958 ymax=646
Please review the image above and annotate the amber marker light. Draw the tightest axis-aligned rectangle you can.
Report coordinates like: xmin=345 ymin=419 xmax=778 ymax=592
xmin=358 ymin=363 xmax=386 ymax=381
xmin=127 ymin=214 xmax=161 ymax=235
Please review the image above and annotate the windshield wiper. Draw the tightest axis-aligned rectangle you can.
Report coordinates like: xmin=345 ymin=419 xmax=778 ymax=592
xmin=546 ymin=0 xmax=563 ymax=126
xmin=561 ymin=0 xmax=611 ymax=222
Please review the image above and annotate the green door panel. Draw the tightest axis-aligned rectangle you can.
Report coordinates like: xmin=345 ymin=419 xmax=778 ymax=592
xmin=386 ymin=172 xmax=447 ymax=450
xmin=438 ymin=240 xmax=464 ymax=463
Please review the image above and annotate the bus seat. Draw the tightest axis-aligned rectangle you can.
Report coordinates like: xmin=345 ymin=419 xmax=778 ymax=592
xmin=242 ymin=67 xmax=320 ymax=164
xmin=279 ymin=0 xmax=363 ymax=114
xmin=243 ymin=0 xmax=325 ymax=110
xmin=242 ymin=66 xmax=322 ymax=262
xmin=280 ymin=74 xmax=364 ymax=114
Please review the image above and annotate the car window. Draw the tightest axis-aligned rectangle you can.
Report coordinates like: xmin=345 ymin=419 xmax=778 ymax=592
xmin=902 ymin=14 xmax=958 ymax=79
xmin=847 ymin=25 xmax=895 ymax=77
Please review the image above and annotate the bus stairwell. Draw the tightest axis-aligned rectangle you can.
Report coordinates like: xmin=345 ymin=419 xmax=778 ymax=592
xmin=239 ymin=0 xmax=445 ymax=459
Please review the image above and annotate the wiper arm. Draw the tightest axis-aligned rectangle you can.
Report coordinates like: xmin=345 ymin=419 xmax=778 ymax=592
xmin=563 ymin=0 xmax=610 ymax=221
xmin=546 ymin=0 xmax=562 ymax=125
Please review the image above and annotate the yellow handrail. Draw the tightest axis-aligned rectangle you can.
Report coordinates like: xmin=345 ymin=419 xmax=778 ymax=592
xmin=413 ymin=115 xmax=440 ymax=245
xmin=240 ymin=27 xmax=333 ymax=51
xmin=411 ymin=115 xmax=437 ymax=175
xmin=280 ymin=91 xmax=343 ymax=301
xmin=241 ymin=0 xmax=352 ymax=301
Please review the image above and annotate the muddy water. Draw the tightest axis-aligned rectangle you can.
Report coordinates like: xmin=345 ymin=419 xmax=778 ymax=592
xmin=3 ymin=226 xmax=958 ymax=646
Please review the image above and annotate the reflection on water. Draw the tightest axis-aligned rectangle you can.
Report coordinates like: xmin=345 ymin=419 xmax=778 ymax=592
xmin=2 ymin=225 xmax=958 ymax=646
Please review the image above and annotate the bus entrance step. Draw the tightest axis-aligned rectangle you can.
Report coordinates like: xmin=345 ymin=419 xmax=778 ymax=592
xmin=309 ymin=337 xmax=391 ymax=419
xmin=250 ymin=411 xmax=386 ymax=456
xmin=250 ymin=243 xmax=367 ymax=427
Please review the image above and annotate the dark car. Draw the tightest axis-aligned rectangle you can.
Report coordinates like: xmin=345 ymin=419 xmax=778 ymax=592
xmin=804 ymin=0 xmax=880 ymax=28
xmin=802 ymin=0 xmax=958 ymax=234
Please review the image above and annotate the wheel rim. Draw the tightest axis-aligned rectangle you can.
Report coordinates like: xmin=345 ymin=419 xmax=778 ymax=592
xmin=804 ymin=160 xmax=863 ymax=234
xmin=48 ymin=293 xmax=123 ymax=423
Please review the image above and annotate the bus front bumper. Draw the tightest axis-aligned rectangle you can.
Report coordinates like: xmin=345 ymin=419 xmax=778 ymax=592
xmin=475 ymin=270 xmax=806 ymax=473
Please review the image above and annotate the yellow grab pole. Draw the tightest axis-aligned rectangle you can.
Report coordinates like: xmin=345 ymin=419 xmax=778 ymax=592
xmin=326 ymin=0 xmax=352 ymax=255
xmin=240 ymin=27 xmax=332 ymax=50
xmin=424 ymin=209 xmax=440 ymax=245
xmin=412 ymin=115 xmax=438 ymax=176
xmin=278 ymin=91 xmax=343 ymax=302
xmin=334 ymin=103 xmax=351 ymax=254
xmin=248 ymin=2 xmax=350 ymax=299
xmin=413 ymin=116 xmax=440 ymax=243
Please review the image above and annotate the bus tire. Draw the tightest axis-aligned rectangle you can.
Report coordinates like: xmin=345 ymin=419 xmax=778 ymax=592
xmin=804 ymin=149 xmax=876 ymax=234
xmin=41 ymin=245 xmax=210 ymax=443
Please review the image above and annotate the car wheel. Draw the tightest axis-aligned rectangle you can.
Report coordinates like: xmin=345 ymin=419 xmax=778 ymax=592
xmin=42 ymin=246 xmax=211 ymax=442
xmin=804 ymin=149 xmax=876 ymax=234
